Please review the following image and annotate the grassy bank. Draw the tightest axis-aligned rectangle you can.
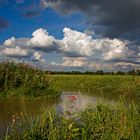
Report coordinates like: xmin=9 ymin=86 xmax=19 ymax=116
xmin=0 ymin=62 xmax=59 ymax=98
xmin=49 ymin=75 xmax=140 ymax=95
xmin=1 ymin=62 xmax=140 ymax=98
xmin=4 ymin=100 xmax=140 ymax=140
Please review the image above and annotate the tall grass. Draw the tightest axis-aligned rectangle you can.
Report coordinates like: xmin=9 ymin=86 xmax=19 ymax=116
xmin=49 ymin=75 xmax=140 ymax=95
xmin=4 ymin=100 xmax=140 ymax=140
xmin=0 ymin=61 xmax=58 ymax=97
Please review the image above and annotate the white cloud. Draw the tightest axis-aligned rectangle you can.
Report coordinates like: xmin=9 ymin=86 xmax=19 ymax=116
xmin=0 ymin=46 xmax=31 ymax=58
xmin=4 ymin=37 xmax=30 ymax=48
xmin=4 ymin=37 xmax=15 ymax=46
xmin=0 ymin=27 xmax=140 ymax=71
xmin=33 ymin=51 xmax=45 ymax=62
xmin=61 ymin=57 xmax=87 ymax=67
xmin=100 ymin=39 xmax=128 ymax=60
xmin=33 ymin=51 xmax=42 ymax=60
xmin=59 ymin=27 xmax=94 ymax=57
xmin=59 ymin=28 xmax=129 ymax=62
xmin=29 ymin=28 xmax=57 ymax=50
xmin=3 ymin=28 xmax=58 ymax=53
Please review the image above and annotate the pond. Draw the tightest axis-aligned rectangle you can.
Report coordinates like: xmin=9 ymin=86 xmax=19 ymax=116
xmin=0 ymin=92 xmax=140 ymax=138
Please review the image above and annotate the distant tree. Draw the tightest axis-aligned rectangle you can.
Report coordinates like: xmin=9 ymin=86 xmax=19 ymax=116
xmin=135 ymin=70 xmax=140 ymax=75
xmin=96 ymin=70 xmax=104 ymax=75
xmin=115 ymin=71 xmax=125 ymax=75
xmin=84 ymin=71 xmax=95 ymax=75
xmin=128 ymin=69 xmax=136 ymax=75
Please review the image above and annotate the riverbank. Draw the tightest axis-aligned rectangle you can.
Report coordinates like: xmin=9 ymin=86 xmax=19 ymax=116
xmin=49 ymin=75 xmax=140 ymax=96
xmin=0 ymin=62 xmax=59 ymax=98
xmin=1 ymin=62 xmax=140 ymax=99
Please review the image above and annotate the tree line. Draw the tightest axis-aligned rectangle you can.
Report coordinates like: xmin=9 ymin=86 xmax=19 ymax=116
xmin=47 ymin=69 xmax=140 ymax=75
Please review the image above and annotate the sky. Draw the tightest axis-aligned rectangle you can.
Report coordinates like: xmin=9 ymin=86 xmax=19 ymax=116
xmin=0 ymin=0 xmax=140 ymax=71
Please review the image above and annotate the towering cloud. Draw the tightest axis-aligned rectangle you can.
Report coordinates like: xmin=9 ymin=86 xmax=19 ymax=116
xmin=29 ymin=28 xmax=58 ymax=52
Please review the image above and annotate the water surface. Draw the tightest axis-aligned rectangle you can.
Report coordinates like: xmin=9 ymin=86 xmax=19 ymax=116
xmin=0 ymin=92 xmax=139 ymax=138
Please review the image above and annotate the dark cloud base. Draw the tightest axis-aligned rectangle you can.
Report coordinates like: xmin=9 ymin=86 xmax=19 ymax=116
xmin=45 ymin=0 xmax=140 ymax=40
xmin=1 ymin=0 xmax=140 ymax=40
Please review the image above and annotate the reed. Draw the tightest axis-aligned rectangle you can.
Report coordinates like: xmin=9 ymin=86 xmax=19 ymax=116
xmin=0 ymin=61 xmax=58 ymax=97
xmin=4 ymin=100 xmax=140 ymax=140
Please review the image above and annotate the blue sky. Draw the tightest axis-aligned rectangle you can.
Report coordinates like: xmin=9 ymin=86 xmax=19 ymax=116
xmin=0 ymin=2 xmax=86 ymax=43
xmin=0 ymin=0 xmax=140 ymax=71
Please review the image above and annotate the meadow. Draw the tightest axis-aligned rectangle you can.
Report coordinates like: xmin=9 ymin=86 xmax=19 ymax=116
xmin=1 ymin=61 xmax=140 ymax=98
xmin=49 ymin=75 xmax=140 ymax=96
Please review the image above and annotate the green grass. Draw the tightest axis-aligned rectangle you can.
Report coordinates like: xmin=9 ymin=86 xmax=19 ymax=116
xmin=1 ymin=62 xmax=140 ymax=98
xmin=4 ymin=100 xmax=140 ymax=140
xmin=1 ymin=62 xmax=140 ymax=139
xmin=0 ymin=62 xmax=59 ymax=98
xmin=49 ymin=75 xmax=140 ymax=95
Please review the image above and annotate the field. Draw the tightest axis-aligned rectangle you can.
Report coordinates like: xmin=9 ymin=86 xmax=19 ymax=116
xmin=49 ymin=75 xmax=140 ymax=96
xmin=1 ymin=62 xmax=140 ymax=98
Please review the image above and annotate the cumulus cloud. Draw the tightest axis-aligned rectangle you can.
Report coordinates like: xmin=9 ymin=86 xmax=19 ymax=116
xmin=29 ymin=28 xmax=58 ymax=52
xmin=33 ymin=52 xmax=42 ymax=60
xmin=0 ymin=46 xmax=31 ymax=58
xmin=4 ymin=37 xmax=30 ymax=47
xmin=59 ymin=27 xmax=94 ymax=57
xmin=60 ymin=27 xmax=129 ymax=62
xmin=61 ymin=57 xmax=87 ymax=67
xmin=3 ymin=28 xmax=59 ymax=53
xmin=0 ymin=27 xmax=140 ymax=71
xmin=33 ymin=51 xmax=45 ymax=62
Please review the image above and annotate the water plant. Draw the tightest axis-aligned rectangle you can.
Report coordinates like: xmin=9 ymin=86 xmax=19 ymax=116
xmin=4 ymin=100 xmax=140 ymax=140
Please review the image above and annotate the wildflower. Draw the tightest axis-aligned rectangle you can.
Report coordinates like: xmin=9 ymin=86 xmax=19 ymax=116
xmin=68 ymin=95 xmax=77 ymax=101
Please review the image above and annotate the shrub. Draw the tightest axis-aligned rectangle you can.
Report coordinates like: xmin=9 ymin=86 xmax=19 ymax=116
xmin=0 ymin=61 xmax=53 ymax=97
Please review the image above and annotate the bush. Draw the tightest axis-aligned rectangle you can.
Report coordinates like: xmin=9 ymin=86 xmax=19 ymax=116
xmin=0 ymin=61 xmax=54 ymax=97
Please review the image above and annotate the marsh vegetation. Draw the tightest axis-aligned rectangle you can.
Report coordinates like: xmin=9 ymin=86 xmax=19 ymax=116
xmin=4 ymin=100 xmax=140 ymax=140
xmin=0 ymin=62 xmax=140 ymax=139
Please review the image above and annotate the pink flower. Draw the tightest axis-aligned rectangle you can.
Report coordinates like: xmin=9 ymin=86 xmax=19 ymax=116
xmin=68 ymin=95 xmax=77 ymax=101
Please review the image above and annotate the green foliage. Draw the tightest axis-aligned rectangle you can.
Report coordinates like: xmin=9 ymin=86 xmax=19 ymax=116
xmin=48 ymin=69 xmax=140 ymax=75
xmin=4 ymin=100 xmax=140 ymax=140
xmin=49 ymin=75 xmax=140 ymax=96
xmin=0 ymin=61 xmax=57 ymax=97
